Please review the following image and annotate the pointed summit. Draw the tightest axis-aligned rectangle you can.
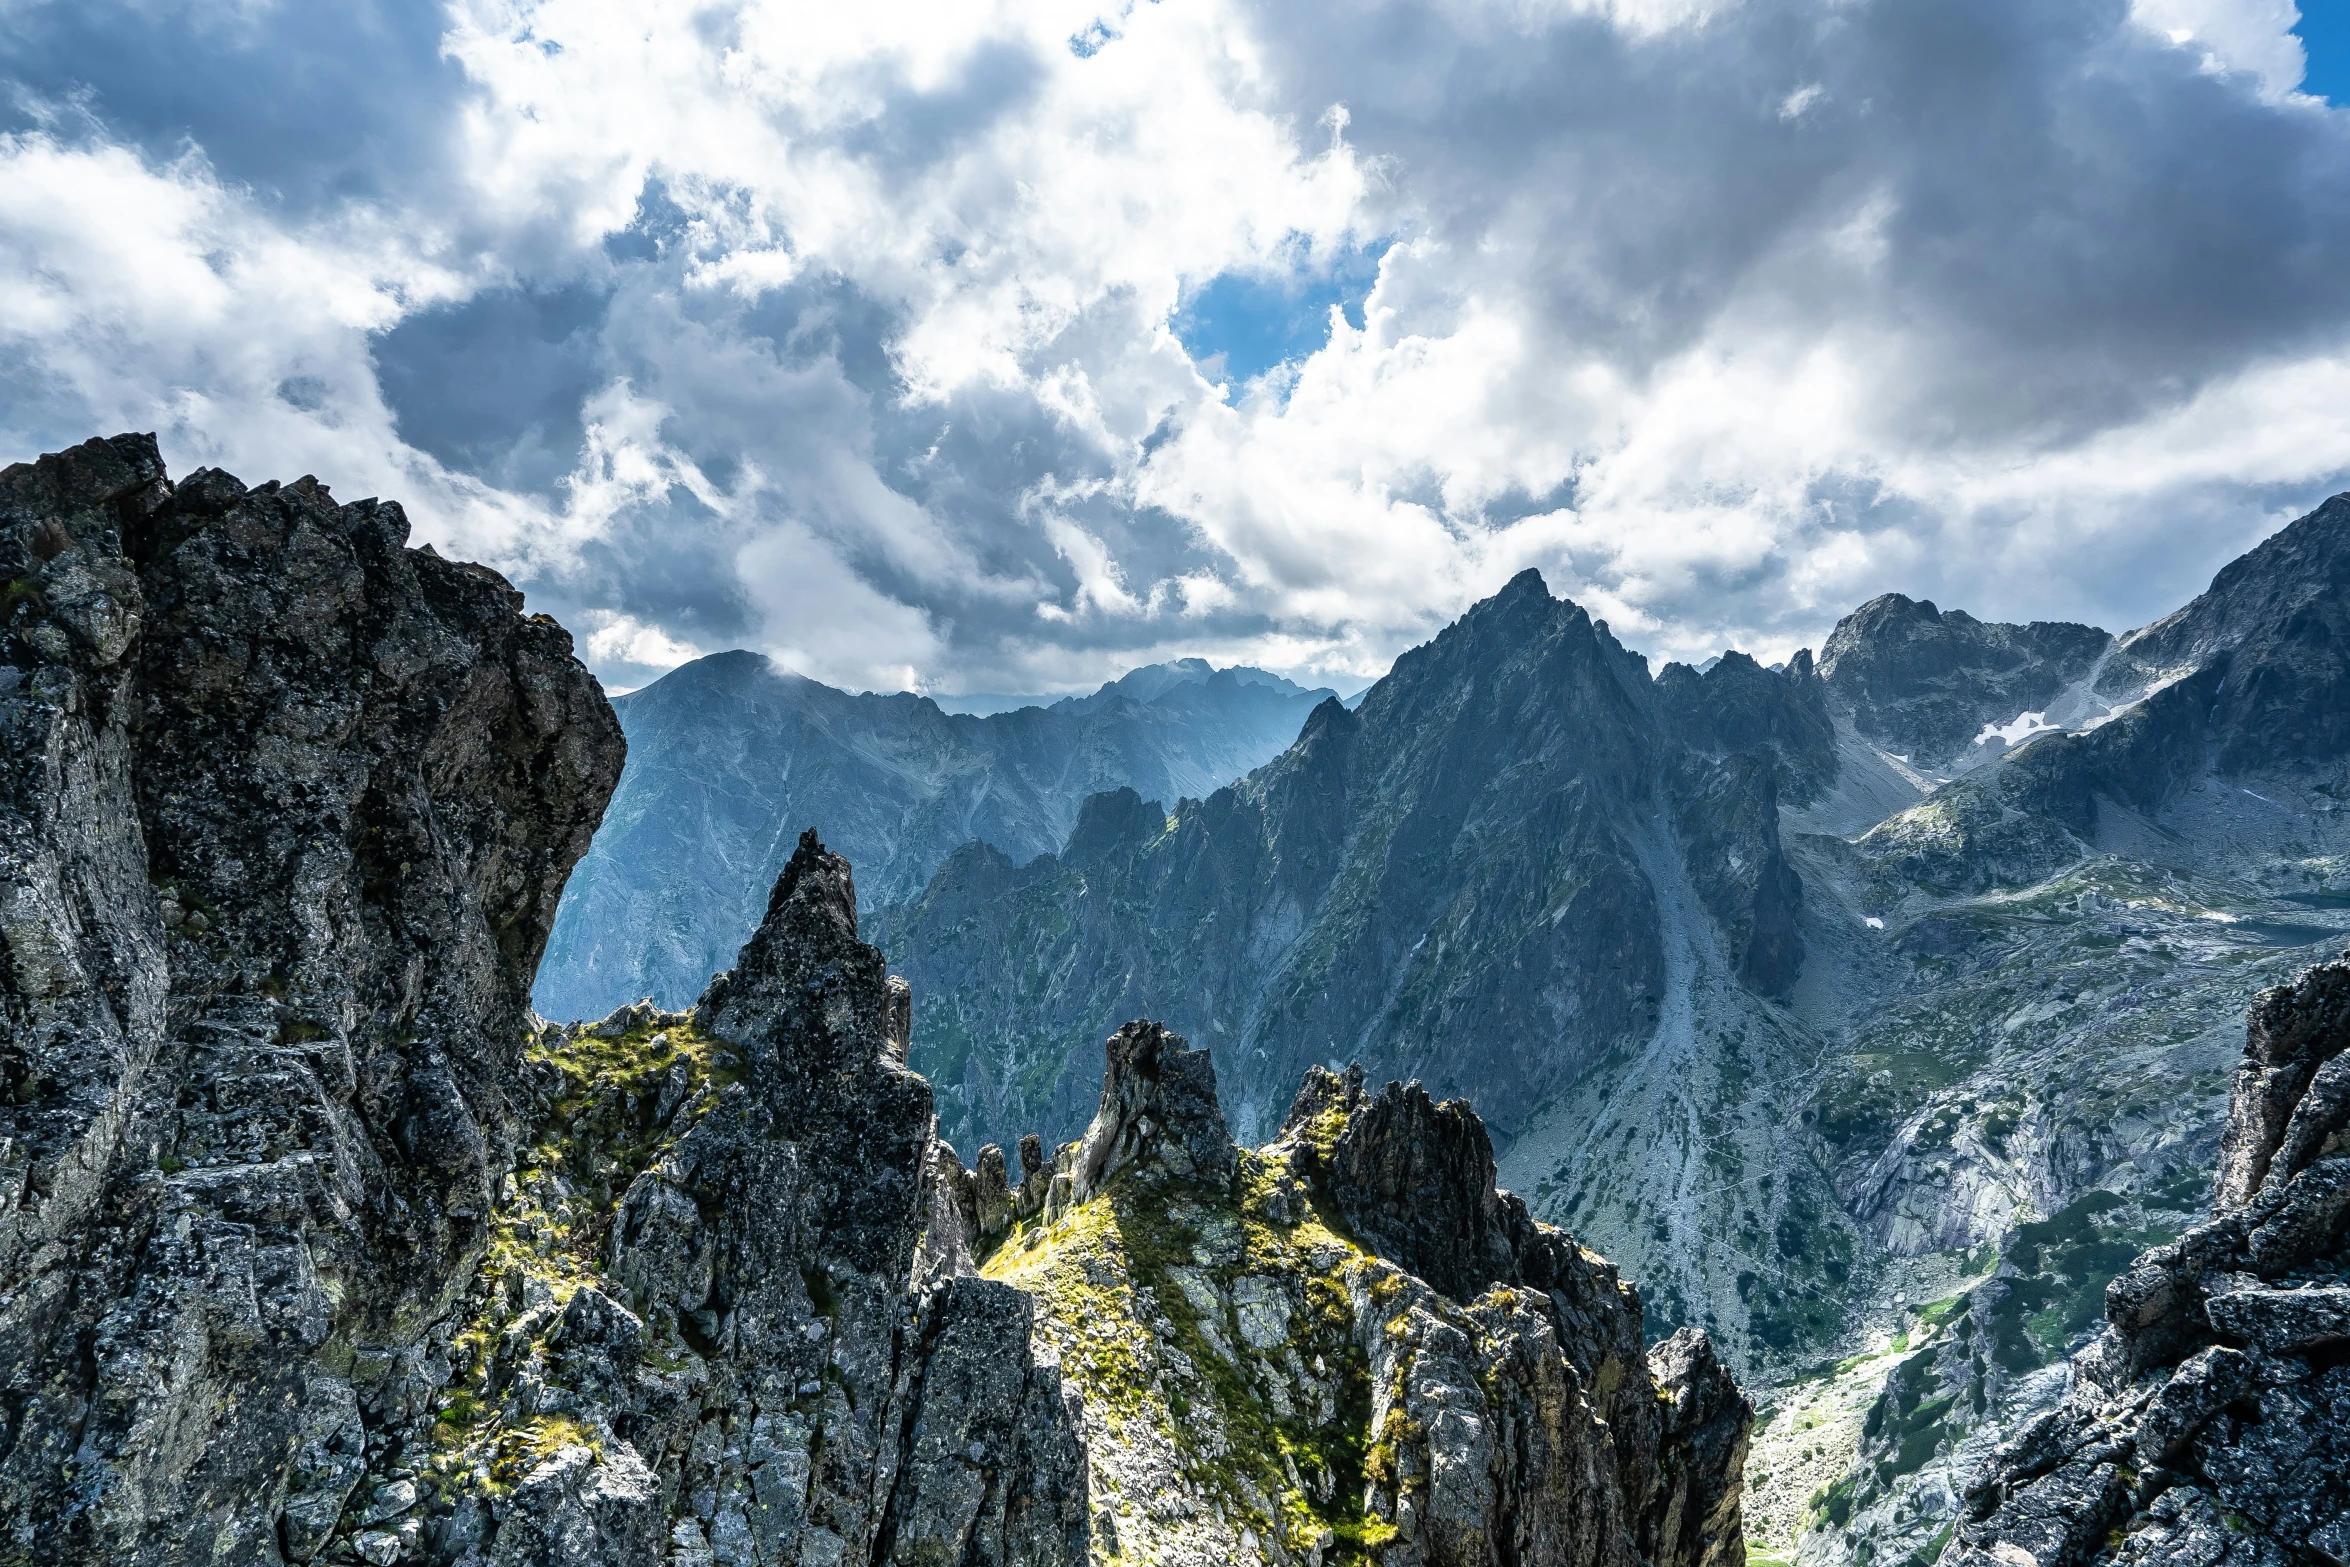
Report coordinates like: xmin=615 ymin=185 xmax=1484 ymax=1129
xmin=697 ymin=827 xmax=913 ymax=1113
xmin=1069 ymin=1020 xmax=1238 ymax=1201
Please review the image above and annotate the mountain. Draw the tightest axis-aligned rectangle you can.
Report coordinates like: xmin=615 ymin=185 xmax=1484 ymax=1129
xmin=1814 ymin=595 xmax=2112 ymax=777
xmin=868 ymin=498 xmax=2350 ymax=1562
xmin=0 ymin=434 xmax=1748 ymax=1566
xmin=1045 ymin=655 xmax=1322 ymax=714
xmin=533 ymin=650 xmax=1336 ymax=1021
xmin=871 ymin=570 xmax=1848 ymax=1359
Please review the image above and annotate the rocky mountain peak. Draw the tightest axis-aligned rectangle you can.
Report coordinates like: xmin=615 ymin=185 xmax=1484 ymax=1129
xmin=1059 ymin=784 xmax=1164 ymax=865
xmin=1817 ymin=591 xmax=2113 ymax=770
xmin=1321 ymin=1077 xmax=1527 ymax=1304
xmin=2100 ymin=490 xmax=2350 ymax=773
xmin=540 ymin=634 xmax=1339 ymax=1019
xmin=1070 ymin=1018 xmax=1238 ymax=1200
xmin=967 ymin=1030 xmax=1754 ymax=1567
xmin=2213 ymin=957 xmax=2350 ymax=1208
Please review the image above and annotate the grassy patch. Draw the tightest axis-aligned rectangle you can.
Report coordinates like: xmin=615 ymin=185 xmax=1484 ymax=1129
xmin=415 ymin=1013 xmax=734 ymax=1512
xmin=983 ymin=1144 xmax=1420 ymax=1563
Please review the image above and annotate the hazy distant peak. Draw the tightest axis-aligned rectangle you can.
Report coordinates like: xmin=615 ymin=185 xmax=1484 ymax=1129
xmin=1050 ymin=658 xmax=1332 ymax=715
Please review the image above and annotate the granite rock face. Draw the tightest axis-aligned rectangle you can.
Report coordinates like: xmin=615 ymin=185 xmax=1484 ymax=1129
xmin=0 ymin=436 xmax=625 ymax=1562
xmin=1947 ymin=956 xmax=2350 ymax=1567
xmin=0 ymin=438 xmax=1093 ymax=1567
xmin=963 ymin=1026 xmax=1753 ymax=1567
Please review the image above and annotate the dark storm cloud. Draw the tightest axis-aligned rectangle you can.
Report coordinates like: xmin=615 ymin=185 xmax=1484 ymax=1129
xmin=374 ymin=281 xmax=611 ymax=495
xmin=1249 ymin=0 xmax=2350 ymax=447
xmin=0 ymin=0 xmax=469 ymax=213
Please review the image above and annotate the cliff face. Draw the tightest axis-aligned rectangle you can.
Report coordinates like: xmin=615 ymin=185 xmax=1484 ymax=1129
xmin=0 ymin=436 xmax=625 ymax=1561
xmin=1814 ymin=596 xmax=2112 ymax=777
xmin=1947 ymin=956 xmax=2350 ymax=1567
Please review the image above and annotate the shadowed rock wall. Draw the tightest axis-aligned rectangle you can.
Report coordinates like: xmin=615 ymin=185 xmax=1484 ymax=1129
xmin=0 ymin=435 xmax=625 ymax=1562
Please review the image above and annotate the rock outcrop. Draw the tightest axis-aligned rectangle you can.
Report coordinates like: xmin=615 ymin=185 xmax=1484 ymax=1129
xmin=369 ymin=827 xmax=1092 ymax=1567
xmin=961 ymin=1031 xmax=1753 ymax=1567
xmin=0 ymin=435 xmax=625 ymax=1562
xmin=1946 ymin=955 xmax=2350 ymax=1567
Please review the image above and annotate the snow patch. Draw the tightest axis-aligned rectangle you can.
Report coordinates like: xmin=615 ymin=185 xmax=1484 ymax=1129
xmin=1971 ymin=710 xmax=2057 ymax=750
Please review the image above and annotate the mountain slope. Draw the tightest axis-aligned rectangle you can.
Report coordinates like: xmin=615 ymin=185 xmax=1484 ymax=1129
xmin=534 ymin=651 xmax=1334 ymax=1020
xmin=872 ymin=571 xmax=1849 ymax=1365
xmin=1728 ymin=497 xmax=2350 ymax=1567
xmin=865 ymin=494 xmax=2350 ymax=1560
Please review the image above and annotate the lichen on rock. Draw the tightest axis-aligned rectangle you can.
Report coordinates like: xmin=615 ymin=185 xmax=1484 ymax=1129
xmin=972 ymin=1026 xmax=1752 ymax=1567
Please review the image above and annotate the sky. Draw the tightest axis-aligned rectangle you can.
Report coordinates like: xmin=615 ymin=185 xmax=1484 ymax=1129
xmin=5 ymin=1 xmax=2350 ymax=697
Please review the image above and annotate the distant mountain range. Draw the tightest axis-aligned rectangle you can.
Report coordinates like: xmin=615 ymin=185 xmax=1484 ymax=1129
xmin=533 ymin=654 xmax=1335 ymax=1019
xmin=854 ymin=498 xmax=2349 ymax=1565
xmin=533 ymin=492 xmax=2350 ymax=1567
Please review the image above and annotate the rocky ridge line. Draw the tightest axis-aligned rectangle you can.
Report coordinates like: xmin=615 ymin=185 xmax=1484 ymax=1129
xmin=946 ymin=1023 xmax=1753 ymax=1567
xmin=0 ymin=435 xmax=1752 ymax=1567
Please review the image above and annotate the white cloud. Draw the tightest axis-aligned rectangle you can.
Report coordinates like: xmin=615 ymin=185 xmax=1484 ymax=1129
xmin=582 ymin=608 xmax=705 ymax=670
xmin=4 ymin=0 xmax=2350 ymax=698
xmin=2130 ymin=0 xmax=2308 ymax=98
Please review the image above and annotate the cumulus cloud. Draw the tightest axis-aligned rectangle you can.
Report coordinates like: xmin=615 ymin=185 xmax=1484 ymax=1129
xmin=3 ymin=0 xmax=2348 ymax=694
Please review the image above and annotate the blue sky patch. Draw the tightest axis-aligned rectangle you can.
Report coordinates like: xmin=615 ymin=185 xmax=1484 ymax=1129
xmin=2298 ymin=0 xmax=2350 ymax=102
xmin=1173 ymin=244 xmax=1386 ymax=383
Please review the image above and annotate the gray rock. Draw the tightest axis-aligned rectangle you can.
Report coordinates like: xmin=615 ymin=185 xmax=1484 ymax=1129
xmin=1957 ymin=957 xmax=2350 ymax=1567
xmin=0 ymin=435 xmax=623 ymax=1563
xmin=2134 ymin=1345 xmax=2255 ymax=1464
xmin=878 ymin=1278 xmax=1087 ymax=1567
xmin=2203 ymin=1286 xmax=2350 ymax=1354
xmin=483 ymin=1444 xmax=662 ymax=1567
xmin=1068 ymin=1019 xmax=1237 ymax=1202
xmin=2215 ymin=961 xmax=2350 ymax=1208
